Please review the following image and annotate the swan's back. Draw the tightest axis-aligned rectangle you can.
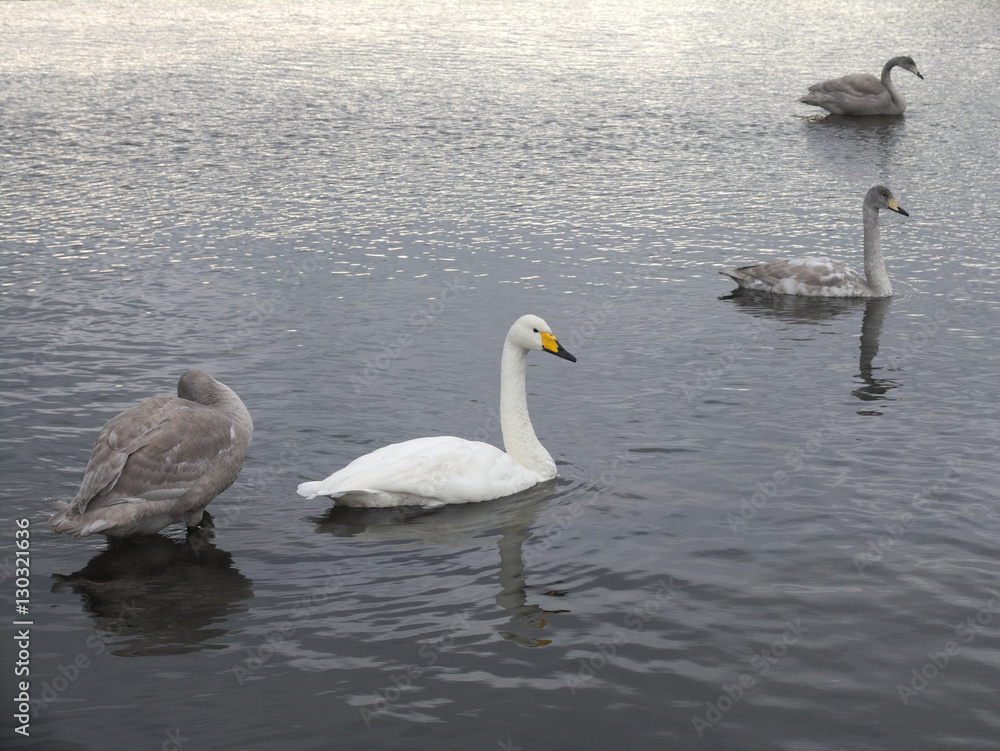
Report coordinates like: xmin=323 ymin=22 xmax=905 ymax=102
xmin=50 ymin=370 xmax=253 ymax=538
xmin=808 ymin=73 xmax=885 ymax=98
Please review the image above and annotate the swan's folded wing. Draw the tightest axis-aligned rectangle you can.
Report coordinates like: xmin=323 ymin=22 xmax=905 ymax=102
xmin=800 ymin=73 xmax=895 ymax=114
xmin=305 ymin=436 xmax=539 ymax=503
xmin=73 ymin=397 xmax=236 ymax=511
xmin=724 ymin=257 xmax=867 ymax=295
xmin=71 ymin=396 xmax=174 ymax=510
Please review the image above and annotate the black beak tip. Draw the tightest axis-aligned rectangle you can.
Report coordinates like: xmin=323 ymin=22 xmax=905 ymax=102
xmin=553 ymin=343 xmax=577 ymax=363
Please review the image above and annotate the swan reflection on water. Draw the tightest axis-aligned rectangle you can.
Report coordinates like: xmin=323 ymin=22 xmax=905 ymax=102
xmin=722 ymin=291 xmax=898 ymax=413
xmin=852 ymin=297 xmax=896 ymax=409
xmin=51 ymin=518 xmax=253 ymax=657
xmin=310 ymin=481 xmax=569 ymax=647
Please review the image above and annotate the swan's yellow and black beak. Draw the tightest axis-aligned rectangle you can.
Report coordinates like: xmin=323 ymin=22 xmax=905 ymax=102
xmin=887 ymin=197 xmax=909 ymax=217
xmin=541 ymin=332 xmax=577 ymax=362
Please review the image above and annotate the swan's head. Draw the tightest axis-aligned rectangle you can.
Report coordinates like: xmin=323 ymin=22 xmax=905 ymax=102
xmin=891 ymin=55 xmax=924 ymax=80
xmin=866 ymin=186 xmax=909 ymax=217
xmin=508 ymin=315 xmax=577 ymax=362
xmin=178 ymin=369 xmax=226 ymax=405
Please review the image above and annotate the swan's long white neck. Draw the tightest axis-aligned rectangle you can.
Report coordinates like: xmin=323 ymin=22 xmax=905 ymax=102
xmin=881 ymin=60 xmax=905 ymax=110
xmin=500 ymin=340 xmax=556 ymax=480
xmin=863 ymin=202 xmax=892 ymax=297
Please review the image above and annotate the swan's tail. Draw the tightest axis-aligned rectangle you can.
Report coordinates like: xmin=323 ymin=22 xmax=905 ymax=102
xmin=49 ymin=501 xmax=112 ymax=539
xmin=719 ymin=267 xmax=753 ymax=286
xmin=297 ymin=481 xmax=329 ymax=499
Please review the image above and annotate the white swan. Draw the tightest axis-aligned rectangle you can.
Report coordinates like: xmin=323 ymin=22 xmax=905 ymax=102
xmin=297 ymin=314 xmax=576 ymax=508
xmin=50 ymin=370 xmax=253 ymax=539
xmin=720 ymin=186 xmax=908 ymax=298
xmin=799 ymin=56 xmax=924 ymax=115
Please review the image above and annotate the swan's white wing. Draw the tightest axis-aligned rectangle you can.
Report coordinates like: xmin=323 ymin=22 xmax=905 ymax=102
xmin=298 ymin=436 xmax=543 ymax=506
xmin=721 ymin=256 xmax=871 ymax=297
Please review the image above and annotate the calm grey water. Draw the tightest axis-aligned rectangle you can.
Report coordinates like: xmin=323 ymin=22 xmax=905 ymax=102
xmin=2 ymin=1 xmax=999 ymax=749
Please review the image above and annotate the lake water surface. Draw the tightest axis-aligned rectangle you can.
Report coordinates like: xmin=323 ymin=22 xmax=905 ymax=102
xmin=2 ymin=1 xmax=999 ymax=749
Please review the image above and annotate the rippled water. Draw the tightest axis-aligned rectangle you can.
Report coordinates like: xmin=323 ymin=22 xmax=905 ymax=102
xmin=2 ymin=1 xmax=999 ymax=749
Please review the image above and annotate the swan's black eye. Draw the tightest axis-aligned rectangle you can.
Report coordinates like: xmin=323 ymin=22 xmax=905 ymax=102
xmin=532 ymin=328 xmax=538 ymax=333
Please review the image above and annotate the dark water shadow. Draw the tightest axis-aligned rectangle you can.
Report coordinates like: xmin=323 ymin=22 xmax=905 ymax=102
xmin=51 ymin=519 xmax=253 ymax=656
xmin=721 ymin=291 xmax=898 ymax=412
xmin=720 ymin=287 xmax=867 ymax=323
xmin=309 ymin=481 xmax=568 ymax=647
